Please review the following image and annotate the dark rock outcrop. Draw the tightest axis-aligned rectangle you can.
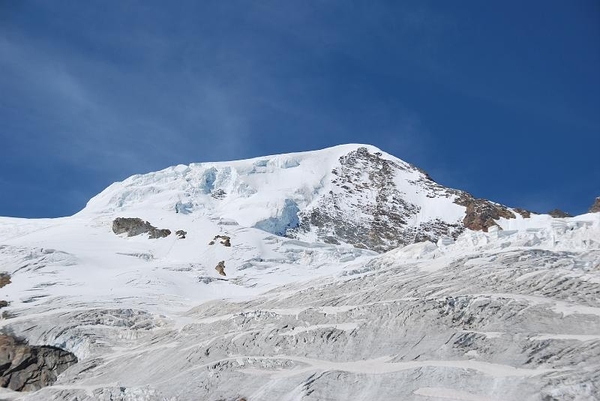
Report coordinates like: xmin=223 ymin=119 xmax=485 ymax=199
xmin=548 ymin=209 xmax=572 ymax=218
xmin=0 ymin=335 xmax=77 ymax=391
xmin=211 ymin=189 xmax=227 ymax=200
xmin=588 ymin=197 xmax=600 ymax=213
xmin=0 ymin=273 xmax=10 ymax=289
xmin=454 ymin=194 xmax=516 ymax=232
xmin=513 ymin=208 xmax=533 ymax=218
xmin=112 ymin=218 xmax=171 ymax=239
xmin=210 ymin=235 xmax=231 ymax=247
xmin=215 ymin=261 xmax=226 ymax=276
xmin=176 ymin=230 xmax=187 ymax=239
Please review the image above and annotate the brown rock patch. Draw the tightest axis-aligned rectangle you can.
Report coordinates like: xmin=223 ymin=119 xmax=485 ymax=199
xmin=513 ymin=208 xmax=533 ymax=218
xmin=0 ymin=273 xmax=10 ymax=289
xmin=215 ymin=261 xmax=226 ymax=276
xmin=455 ymin=194 xmax=516 ymax=232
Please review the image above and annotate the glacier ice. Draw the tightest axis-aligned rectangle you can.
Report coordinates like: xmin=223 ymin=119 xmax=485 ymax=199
xmin=253 ymin=199 xmax=300 ymax=236
xmin=0 ymin=144 xmax=598 ymax=400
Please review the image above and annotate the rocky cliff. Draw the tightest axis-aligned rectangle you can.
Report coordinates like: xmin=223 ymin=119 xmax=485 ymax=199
xmin=0 ymin=335 xmax=77 ymax=392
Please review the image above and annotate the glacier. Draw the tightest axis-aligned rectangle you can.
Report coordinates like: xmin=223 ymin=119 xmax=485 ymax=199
xmin=0 ymin=144 xmax=598 ymax=400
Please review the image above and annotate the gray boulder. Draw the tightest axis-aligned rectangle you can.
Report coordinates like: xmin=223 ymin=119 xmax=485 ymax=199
xmin=112 ymin=218 xmax=171 ymax=239
xmin=0 ymin=335 xmax=77 ymax=391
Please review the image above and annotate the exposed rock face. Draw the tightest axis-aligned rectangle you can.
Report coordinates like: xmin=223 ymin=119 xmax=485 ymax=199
xmin=215 ymin=261 xmax=226 ymax=276
xmin=112 ymin=218 xmax=171 ymax=239
xmin=548 ymin=209 xmax=573 ymax=218
xmin=589 ymin=197 xmax=600 ymax=213
xmin=513 ymin=208 xmax=533 ymax=218
xmin=0 ymin=335 xmax=77 ymax=391
xmin=0 ymin=273 xmax=10 ymax=288
xmin=290 ymin=147 xmax=530 ymax=250
xmin=454 ymin=194 xmax=516 ymax=232
xmin=293 ymin=147 xmax=464 ymax=252
xmin=210 ymin=235 xmax=231 ymax=247
xmin=176 ymin=230 xmax=187 ymax=239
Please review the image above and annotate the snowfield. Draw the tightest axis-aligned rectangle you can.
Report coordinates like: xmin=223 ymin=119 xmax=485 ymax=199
xmin=0 ymin=144 xmax=599 ymax=400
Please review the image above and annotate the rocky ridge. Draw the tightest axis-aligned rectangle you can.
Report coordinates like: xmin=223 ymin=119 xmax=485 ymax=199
xmin=292 ymin=147 xmax=459 ymax=251
xmin=548 ymin=209 xmax=573 ymax=218
xmin=292 ymin=147 xmax=535 ymax=250
xmin=589 ymin=197 xmax=600 ymax=213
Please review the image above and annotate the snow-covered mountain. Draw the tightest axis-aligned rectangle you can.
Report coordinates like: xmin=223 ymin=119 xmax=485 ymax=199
xmin=82 ymin=144 xmax=525 ymax=252
xmin=0 ymin=144 xmax=599 ymax=401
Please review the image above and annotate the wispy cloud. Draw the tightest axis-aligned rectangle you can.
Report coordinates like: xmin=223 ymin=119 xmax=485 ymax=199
xmin=0 ymin=33 xmax=255 ymax=174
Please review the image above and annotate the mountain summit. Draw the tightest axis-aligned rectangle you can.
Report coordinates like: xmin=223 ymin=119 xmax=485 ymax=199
xmin=83 ymin=144 xmax=526 ymax=252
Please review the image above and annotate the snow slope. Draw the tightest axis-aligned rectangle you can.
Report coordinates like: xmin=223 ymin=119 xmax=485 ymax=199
xmin=0 ymin=144 xmax=598 ymax=400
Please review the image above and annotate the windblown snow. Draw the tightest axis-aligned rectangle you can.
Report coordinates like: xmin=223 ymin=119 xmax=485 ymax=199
xmin=0 ymin=144 xmax=598 ymax=401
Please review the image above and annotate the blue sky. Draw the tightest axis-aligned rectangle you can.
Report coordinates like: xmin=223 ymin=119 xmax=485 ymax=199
xmin=1 ymin=1 xmax=599 ymax=217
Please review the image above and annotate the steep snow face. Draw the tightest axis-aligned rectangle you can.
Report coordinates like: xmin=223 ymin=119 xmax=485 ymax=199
xmin=82 ymin=144 xmax=467 ymax=252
